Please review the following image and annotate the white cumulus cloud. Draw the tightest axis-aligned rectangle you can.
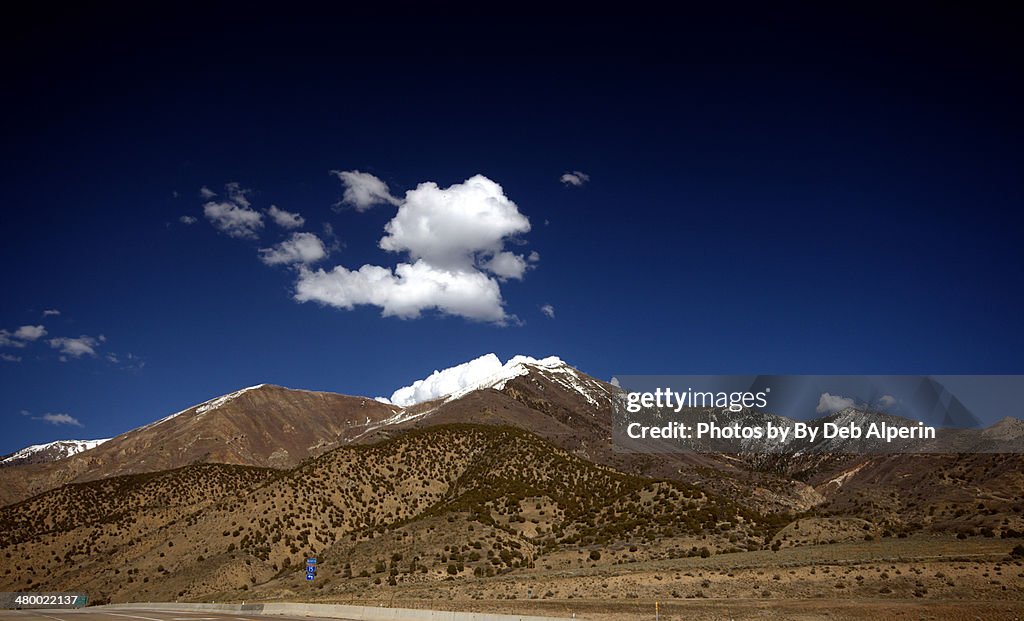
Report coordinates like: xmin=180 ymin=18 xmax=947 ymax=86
xmin=296 ymin=174 xmax=533 ymax=324
xmin=331 ymin=170 xmax=401 ymax=211
xmin=267 ymin=205 xmax=305 ymax=229
xmin=296 ymin=260 xmax=507 ymax=323
xmin=48 ymin=335 xmax=101 ymax=358
xmin=540 ymin=304 xmax=555 ymax=318
xmin=380 ymin=175 xmax=530 ymax=271
xmin=199 ymin=186 xmax=217 ymax=199
xmin=816 ymin=392 xmax=858 ymax=414
xmin=259 ymin=232 xmax=328 ymax=266
xmin=560 ymin=170 xmax=590 ymax=186
xmin=389 ymin=353 xmax=504 ymax=407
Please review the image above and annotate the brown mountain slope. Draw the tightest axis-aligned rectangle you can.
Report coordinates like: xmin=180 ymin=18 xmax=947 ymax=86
xmin=803 ymin=452 xmax=1024 ymax=536
xmin=3 ymin=358 xmax=1022 ymax=539
xmin=383 ymin=363 xmax=825 ymax=514
xmin=0 ymin=425 xmax=779 ymax=603
xmin=0 ymin=384 xmax=397 ymax=505
xmin=0 ymin=362 xmax=820 ymax=514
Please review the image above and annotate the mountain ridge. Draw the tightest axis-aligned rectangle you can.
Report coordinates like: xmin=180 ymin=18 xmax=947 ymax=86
xmin=4 ymin=356 xmax=1023 ymax=513
xmin=0 ymin=438 xmax=111 ymax=467
xmin=0 ymin=383 xmax=398 ymax=505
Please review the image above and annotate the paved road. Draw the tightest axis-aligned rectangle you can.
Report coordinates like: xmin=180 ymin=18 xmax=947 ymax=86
xmin=0 ymin=609 xmax=330 ymax=621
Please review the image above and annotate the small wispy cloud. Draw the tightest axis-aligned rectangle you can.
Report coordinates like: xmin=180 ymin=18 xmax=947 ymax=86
xmin=203 ymin=181 xmax=264 ymax=240
xmin=1 ymin=353 xmax=21 ymax=362
xmin=36 ymin=413 xmax=84 ymax=427
xmin=330 ymin=170 xmax=401 ymax=211
xmin=14 ymin=325 xmax=47 ymax=341
xmin=267 ymin=205 xmax=305 ymax=229
xmin=877 ymin=394 xmax=898 ymax=408
xmin=560 ymin=170 xmax=590 ymax=187
xmin=199 ymin=186 xmax=217 ymax=199
xmin=48 ymin=335 xmax=101 ymax=359
xmin=817 ymin=392 xmax=899 ymax=414
xmin=259 ymin=232 xmax=327 ymax=266
xmin=540 ymin=304 xmax=556 ymax=318
xmin=224 ymin=182 xmax=252 ymax=208
xmin=42 ymin=309 xmax=61 ymax=317
xmin=2 ymin=330 xmax=25 ymax=347
xmin=179 ymin=215 xmax=198 ymax=225
xmin=106 ymin=352 xmax=145 ymax=370
xmin=1 ymin=325 xmax=48 ymax=348
xmin=816 ymin=392 xmax=858 ymax=414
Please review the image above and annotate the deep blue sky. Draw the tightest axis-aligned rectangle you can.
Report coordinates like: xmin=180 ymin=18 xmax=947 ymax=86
xmin=2 ymin=7 xmax=1022 ymax=453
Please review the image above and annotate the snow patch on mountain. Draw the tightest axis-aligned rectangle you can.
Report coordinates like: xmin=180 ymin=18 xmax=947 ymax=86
xmin=195 ymin=384 xmax=267 ymax=414
xmin=524 ymin=359 xmax=608 ymax=407
xmin=2 ymin=438 xmax=110 ymax=465
xmin=143 ymin=384 xmax=268 ymax=429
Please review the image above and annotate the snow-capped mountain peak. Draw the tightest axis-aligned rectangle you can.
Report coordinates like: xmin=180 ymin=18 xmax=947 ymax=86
xmin=1 ymin=438 xmax=110 ymax=467
xmin=448 ymin=358 xmax=606 ymax=405
xmin=354 ymin=354 xmax=609 ymax=438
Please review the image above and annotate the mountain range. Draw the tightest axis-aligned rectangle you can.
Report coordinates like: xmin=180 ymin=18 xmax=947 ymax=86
xmin=1 ymin=355 xmax=1022 ymax=605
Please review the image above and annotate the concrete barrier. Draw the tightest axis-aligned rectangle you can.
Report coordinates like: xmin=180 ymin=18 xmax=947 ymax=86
xmin=96 ymin=602 xmax=575 ymax=621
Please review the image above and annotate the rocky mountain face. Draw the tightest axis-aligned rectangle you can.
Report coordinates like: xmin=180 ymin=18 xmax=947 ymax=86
xmin=0 ymin=384 xmax=397 ymax=505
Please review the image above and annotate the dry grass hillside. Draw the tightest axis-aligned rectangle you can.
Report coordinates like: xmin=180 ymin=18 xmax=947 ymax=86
xmin=798 ymin=453 xmax=1024 ymax=538
xmin=0 ymin=425 xmax=784 ymax=604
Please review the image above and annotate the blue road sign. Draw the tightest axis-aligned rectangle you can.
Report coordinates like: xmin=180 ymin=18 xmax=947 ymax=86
xmin=305 ymin=573 xmax=314 ymax=581
xmin=306 ymin=557 xmax=317 ymax=565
